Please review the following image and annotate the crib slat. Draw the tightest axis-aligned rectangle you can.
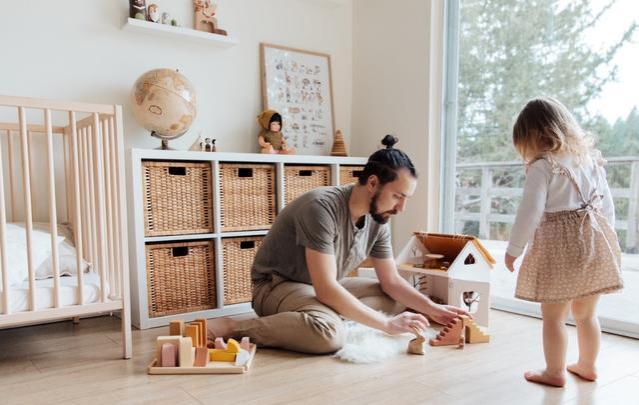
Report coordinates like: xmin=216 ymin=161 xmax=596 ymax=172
xmin=102 ymin=119 xmax=115 ymax=297
xmin=27 ymin=130 xmax=37 ymax=220
xmin=0 ymin=135 xmax=10 ymax=314
xmin=83 ymin=127 xmax=96 ymax=266
xmin=18 ymin=107 xmax=36 ymax=311
xmin=63 ymin=130 xmax=71 ymax=225
xmin=44 ymin=109 xmax=61 ymax=308
xmin=69 ymin=111 xmax=84 ymax=305
xmin=108 ymin=117 xmax=121 ymax=298
xmin=6 ymin=130 xmax=16 ymax=222
xmin=78 ymin=128 xmax=88 ymax=268
xmin=92 ymin=113 xmax=108 ymax=302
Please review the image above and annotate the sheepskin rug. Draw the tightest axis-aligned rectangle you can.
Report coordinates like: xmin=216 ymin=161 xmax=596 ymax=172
xmin=333 ymin=321 xmax=437 ymax=364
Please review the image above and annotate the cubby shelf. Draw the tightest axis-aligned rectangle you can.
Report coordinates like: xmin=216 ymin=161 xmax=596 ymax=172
xmin=128 ymin=149 xmax=367 ymax=329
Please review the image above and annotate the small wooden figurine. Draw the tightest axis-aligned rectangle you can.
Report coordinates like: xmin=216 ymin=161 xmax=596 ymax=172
xmin=330 ymin=129 xmax=348 ymax=156
xmin=194 ymin=0 xmax=228 ymax=35
xmin=407 ymin=327 xmax=426 ymax=355
xmin=257 ymin=109 xmax=295 ymax=154
xmin=147 ymin=3 xmax=160 ymax=23
xmin=129 ymin=0 xmax=147 ymax=20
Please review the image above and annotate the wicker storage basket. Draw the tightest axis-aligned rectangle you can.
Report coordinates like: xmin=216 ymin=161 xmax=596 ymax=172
xmin=142 ymin=161 xmax=213 ymax=237
xmin=219 ymin=163 xmax=276 ymax=231
xmin=284 ymin=165 xmax=331 ymax=205
xmin=221 ymin=236 xmax=264 ymax=305
xmin=339 ymin=165 xmax=365 ymax=186
xmin=146 ymin=240 xmax=216 ymax=317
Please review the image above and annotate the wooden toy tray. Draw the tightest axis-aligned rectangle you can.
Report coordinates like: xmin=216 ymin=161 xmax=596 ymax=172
xmin=148 ymin=344 xmax=257 ymax=375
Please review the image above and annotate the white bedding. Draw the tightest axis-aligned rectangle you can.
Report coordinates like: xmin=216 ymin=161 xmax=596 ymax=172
xmin=0 ymin=272 xmax=108 ymax=313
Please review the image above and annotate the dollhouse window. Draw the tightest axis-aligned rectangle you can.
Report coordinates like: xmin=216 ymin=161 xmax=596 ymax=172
xmin=464 ymin=253 xmax=475 ymax=265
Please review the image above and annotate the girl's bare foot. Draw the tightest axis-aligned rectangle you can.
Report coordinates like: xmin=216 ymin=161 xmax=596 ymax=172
xmin=567 ymin=363 xmax=597 ymax=381
xmin=524 ymin=369 xmax=566 ymax=387
xmin=207 ymin=317 xmax=237 ymax=339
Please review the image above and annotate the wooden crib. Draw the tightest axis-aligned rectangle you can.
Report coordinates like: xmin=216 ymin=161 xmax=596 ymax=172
xmin=0 ymin=95 xmax=131 ymax=359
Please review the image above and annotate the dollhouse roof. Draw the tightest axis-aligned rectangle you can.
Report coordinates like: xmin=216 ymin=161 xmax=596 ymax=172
xmin=413 ymin=232 xmax=496 ymax=267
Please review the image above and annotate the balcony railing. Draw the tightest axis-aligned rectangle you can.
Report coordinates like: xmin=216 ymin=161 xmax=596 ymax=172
xmin=455 ymin=157 xmax=639 ymax=251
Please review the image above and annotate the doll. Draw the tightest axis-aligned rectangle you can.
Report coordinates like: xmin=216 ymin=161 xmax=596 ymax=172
xmin=147 ymin=4 xmax=160 ymax=23
xmin=129 ymin=0 xmax=147 ymax=20
xmin=257 ymin=109 xmax=295 ymax=154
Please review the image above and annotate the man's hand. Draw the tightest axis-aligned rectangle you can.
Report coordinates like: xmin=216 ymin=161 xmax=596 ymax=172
xmin=384 ymin=311 xmax=430 ymax=335
xmin=505 ymin=253 xmax=517 ymax=272
xmin=424 ymin=302 xmax=470 ymax=326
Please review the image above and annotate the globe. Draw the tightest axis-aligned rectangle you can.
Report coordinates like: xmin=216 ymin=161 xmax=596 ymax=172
xmin=130 ymin=68 xmax=197 ymax=149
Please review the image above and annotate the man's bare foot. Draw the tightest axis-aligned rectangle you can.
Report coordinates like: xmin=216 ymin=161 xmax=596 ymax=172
xmin=524 ymin=369 xmax=566 ymax=387
xmin=567 ymin=363 xmax=597 ymax=381
xmin=207 ymin=317 xmax=237 ymax=339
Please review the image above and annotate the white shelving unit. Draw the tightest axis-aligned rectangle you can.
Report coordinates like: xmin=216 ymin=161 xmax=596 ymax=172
xmin=127 ymin=149 xmax=367 ymax=329
xmin=122 ymin=18 xmax=238 ymax=47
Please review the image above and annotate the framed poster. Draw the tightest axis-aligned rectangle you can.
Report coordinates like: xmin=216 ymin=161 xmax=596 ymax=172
xmin=260 ymin=43 xmax=335 ymax=155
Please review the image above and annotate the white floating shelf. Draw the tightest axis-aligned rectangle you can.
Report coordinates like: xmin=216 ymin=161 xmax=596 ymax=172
xmin=123 ymin=18 xmax=238 ymax=47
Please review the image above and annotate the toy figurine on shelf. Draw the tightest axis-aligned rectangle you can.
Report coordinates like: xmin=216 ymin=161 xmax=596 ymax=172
xmin=204 ymin=138 xmax=216 ymax=152
xmin=257 ymin=109 xmax=295 ymax=154
xmin=161 ymin=12 xmax=171 ymax=24
xmin=194 ymin=0 xmax=228 ymax=35
xmin=129 ymin=0 xmax=147 ymax=20
xmin=330 ymin=129 xmax=348 ymax=156
xmin=147 ymin=3 xmax=160 ymax=23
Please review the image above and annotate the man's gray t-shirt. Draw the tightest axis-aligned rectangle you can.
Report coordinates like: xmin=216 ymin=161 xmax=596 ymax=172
xmin=251 ymin=185 xmax=393 ymax=284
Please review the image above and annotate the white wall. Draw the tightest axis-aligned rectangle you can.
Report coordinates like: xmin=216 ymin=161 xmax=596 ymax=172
xmin=351 ymin=0 xmax=433 ymax=250
xmin=0 ymin=0 xmax=353 ymax=152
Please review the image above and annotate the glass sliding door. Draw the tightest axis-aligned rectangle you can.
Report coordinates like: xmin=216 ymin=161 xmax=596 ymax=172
xmin=442 ymin=0 xmax=639 ymax=337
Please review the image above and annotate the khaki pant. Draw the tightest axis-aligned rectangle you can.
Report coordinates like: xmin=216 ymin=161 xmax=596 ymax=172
xmin=235 ymin=274 xmax=403 ymax=354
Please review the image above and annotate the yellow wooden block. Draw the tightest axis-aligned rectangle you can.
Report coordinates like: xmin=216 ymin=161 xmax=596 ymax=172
xmin=226 ymin=338 xmax=241 ymax=353
xmin=209 ymin=349 xmax=236 ymax=362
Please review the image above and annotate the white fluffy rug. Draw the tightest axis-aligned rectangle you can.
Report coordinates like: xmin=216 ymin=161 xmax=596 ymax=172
xmin=334 ymin=321 xmax=437 ymax=364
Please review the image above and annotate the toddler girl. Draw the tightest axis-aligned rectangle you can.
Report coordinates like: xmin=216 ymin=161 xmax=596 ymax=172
xmin=505 ymin=97 xmax=623 ymax=387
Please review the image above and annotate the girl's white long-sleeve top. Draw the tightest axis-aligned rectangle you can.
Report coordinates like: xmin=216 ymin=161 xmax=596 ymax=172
xmin=506 ymin=153 xmax=615 ymax=257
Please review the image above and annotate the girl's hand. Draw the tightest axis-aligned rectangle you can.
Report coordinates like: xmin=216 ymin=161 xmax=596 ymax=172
xmin=505 ymin=253 xmax=517 ymax=272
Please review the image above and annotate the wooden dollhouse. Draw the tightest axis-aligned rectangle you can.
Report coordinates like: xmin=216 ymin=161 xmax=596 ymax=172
xmin=396 ymin=232 xmax=496 ymax=327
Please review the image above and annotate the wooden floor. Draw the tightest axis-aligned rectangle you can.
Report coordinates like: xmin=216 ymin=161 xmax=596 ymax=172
xmin=1 ymin=310 xmax=638 ymax=405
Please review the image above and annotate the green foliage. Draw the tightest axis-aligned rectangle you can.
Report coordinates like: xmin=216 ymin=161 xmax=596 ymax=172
xmin=456 ymin=0 xmax=638 ymax=162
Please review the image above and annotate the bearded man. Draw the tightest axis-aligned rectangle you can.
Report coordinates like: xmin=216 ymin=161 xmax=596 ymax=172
xmin=208 ymin=135 xmax=469 ymax=353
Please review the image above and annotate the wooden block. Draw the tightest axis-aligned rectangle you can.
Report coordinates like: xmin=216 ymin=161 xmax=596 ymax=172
xmin=209 ymin=349 xmax=236 ymax=362
xmin=240 ymin=337 xmax=250 ymax=351
xmin=155 ymin=336 xmax=181 ymax=365
xmin=235 ymin=349 xmax=250 ymax=366
xmin=226 ymin=338 xmax=241 ymax=354
xmin=194 ymin=318 xmax=207 ymax=347
xmin=429 ymin=317 xmax=465 ymax=347
xmin=169 ymin=320 xmax=184 ymax=336
xmin=461 ymin=315 xmax=490 ymax=343
xmin=185 ymin=324 xmax=200 ymax=348
xmin=179 ymin=336 xmax=194 ymax=367
xmin=194 ymin=347 xmax=209 ymax=367
xmin=214 ymin=337 xmax=227 ymax=350
xmin=161 ymin=343 xmax=178 ymax=367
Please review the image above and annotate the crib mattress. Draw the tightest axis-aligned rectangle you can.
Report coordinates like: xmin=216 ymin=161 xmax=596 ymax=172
xmin=0 ymin=272 xmax=107 ymax=313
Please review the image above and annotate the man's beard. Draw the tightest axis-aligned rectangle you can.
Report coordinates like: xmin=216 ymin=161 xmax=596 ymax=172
xmin=370 ymin=191 xmax=397 ymax=224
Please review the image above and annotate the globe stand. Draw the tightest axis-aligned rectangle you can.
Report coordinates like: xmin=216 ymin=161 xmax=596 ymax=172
xmin=151 ymin=131 xmax=174 ymax=150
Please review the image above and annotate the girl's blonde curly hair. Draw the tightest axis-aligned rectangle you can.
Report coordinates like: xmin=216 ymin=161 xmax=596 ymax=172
xmin=512 ymin=96 xmax=598 ymax=164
